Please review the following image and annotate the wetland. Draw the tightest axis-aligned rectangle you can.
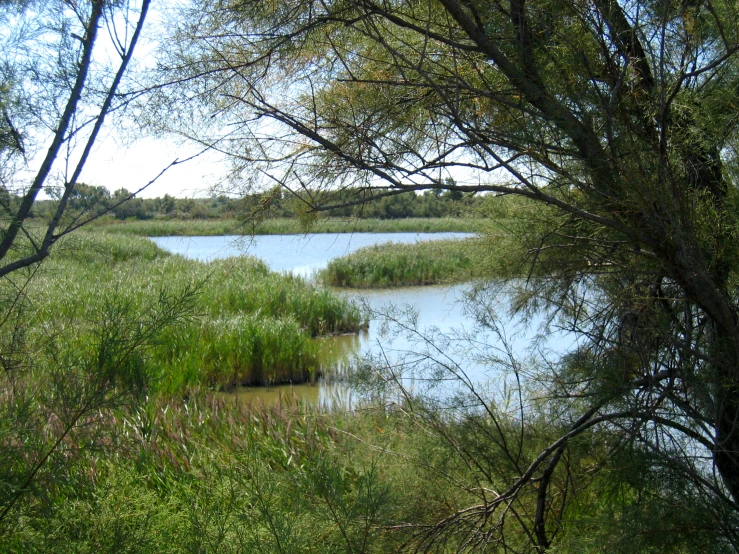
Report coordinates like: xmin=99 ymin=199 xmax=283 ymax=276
xmin=151 ymin=231 xmax=575 ymax=405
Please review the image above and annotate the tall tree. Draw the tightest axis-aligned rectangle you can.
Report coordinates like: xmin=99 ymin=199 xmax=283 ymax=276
xmin=0 ymin=0 xmax=152 ymax=277
xmin=0 ymin=0 xmax=195 ymax=533
xmin=159 ymin=0 xmax=739 ymax=548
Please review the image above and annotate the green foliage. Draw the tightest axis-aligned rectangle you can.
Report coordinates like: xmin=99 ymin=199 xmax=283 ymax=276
xmin=320 ymin=237 xmax=486 ymax=287
xmin=156 ymin=314 xmax=321 ymax=389
xmin=5 ymin=0 xmax=739 ymax=547
xmin=0 ymin=229 xmax=371 ymax=548
xmin=31 ymin=192 xmax=237 ymax=223
xmin=0 ymin=253 xmax=196 ymax=536
xmin=42 ymin=233 xmax=364 ymax=390
xmin=96 ymin=216 xmax=485 ymax=237
xmin=25 ymin=189 xmax=488 ymax=227
xmin=4 ymin=395 xmax=401 ymax=553
xmin=318 ymin=198 xmax=538 ymax=287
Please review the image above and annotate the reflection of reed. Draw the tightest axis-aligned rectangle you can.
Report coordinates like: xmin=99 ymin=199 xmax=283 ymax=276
xmin=221 ymin=380 xmax=354 ymax=410
xmin=217 ymin=333 xmax=365 ymax=409
xmin=315 ymin=333 xmax=364 ymax=382
xmin=224 ymin=383 xmax=322 ymax=407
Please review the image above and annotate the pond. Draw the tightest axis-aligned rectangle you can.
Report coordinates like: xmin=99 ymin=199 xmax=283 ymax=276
xmin=151 ymin=233 xmax=577 ymax=406
xmin=150 ymin=232 xmax=472 ymax=276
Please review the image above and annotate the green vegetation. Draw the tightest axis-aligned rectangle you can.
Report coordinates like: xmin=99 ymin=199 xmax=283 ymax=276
xmin=1 ymin=229 xmax=734 ymax=552
xmin=31 ymin=232 xmax=364 ymax=390
xmin=4 ymin=389 xmax=728 ymax=553
xmin=96 ymin=216 xmax=485 ymax=236
xmin=154 ymin=0 xmax=739 ymax=544
xmin=0 ymin=395 xmax=418 ymax=552
xmin=30 ymin=185 xmax=486 ymax=227
xmin=320 ymin=200 xmax=541 ymax=287
xmin=5 ymin=0 xmax=739 ymax=549
xmin=321 ymin=237 xmax=486 ymax=287
xmin=96 ymin=217 xmax=243 ymax=236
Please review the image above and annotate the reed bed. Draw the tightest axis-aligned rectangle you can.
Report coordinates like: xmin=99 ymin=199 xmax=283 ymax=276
xmin=320 ymin=237 xmax=487 ymax=287
xmin=23 ymin=232 xmax=364 ymax=390
xmin=96 ymin=218 xmax=242 ymax=236
xmin=6 ymin=392 xmax=418 ymax=553
xmin=98 ymin=217 xmax=486 ymax=236
xmin=155 ymin=315 xmax=320 ymax=389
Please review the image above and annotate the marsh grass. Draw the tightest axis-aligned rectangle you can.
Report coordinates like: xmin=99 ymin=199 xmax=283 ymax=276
xmin=5 ymin=200 xmax=727 ymax=554
xmin=156 ymin=315 xmax=320 ymax=389
xmin=25 ymin=232 xmax=364 ymax=391
xmin=97 ymin=217 xmax=486 ymax=236
xmin=96 ymin=218 xmax=243 ymax=236
xmin=320 ymin=237 xmax=489 ymax=287
xmin=7 ymin=393 xmax=410 ymax=552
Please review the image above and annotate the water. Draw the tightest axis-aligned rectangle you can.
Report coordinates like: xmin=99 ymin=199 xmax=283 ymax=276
xmin=151 ymin=233 xmax=576 ymax=406
xmin=226 ymin=283 xmax=576 ymax=407
xmin=150 ymin=232 xmax=472 ymax=277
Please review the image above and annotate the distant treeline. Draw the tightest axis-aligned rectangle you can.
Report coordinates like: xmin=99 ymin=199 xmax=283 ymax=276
xmin=27 ymin=185 xmax=235 ymax=221
xmin=235 ymin=187 xmax=483 ymax=219
xmin=26 ymin=184 xmax=484 ymax=221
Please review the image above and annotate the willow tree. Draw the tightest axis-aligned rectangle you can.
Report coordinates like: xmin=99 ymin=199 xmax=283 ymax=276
xmin=159 ymin=0 xmax=739 ymax=549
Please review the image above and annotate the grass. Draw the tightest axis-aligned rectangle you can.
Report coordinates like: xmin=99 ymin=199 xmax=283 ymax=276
xmin=3 ymin=387 xmax=487 ymax=553
xmin=320 ymin=237 xmax=492 ymax=287
xmin=2 ymin=394 xmax=408 ymax=552
xmin=96 ymin=217 xmax=486 ymax=236
xmin=155 ymin=315 xmax=321 ymax=390
xmin=4 ymin=206 xmax=723 ymax=553
xmin=23 ymin=231 xmax=365 ymax=390
xmin=318 ymin=196 xmax=554 ymax=288
xmin=95 ymin=218 xmax=243 ymax=236
xmin=4 ymin=382 xmax=721 ymax=553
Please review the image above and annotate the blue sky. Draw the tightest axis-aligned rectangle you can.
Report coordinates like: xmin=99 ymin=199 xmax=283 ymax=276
xmin=78 ymin=132 xmax=229 ymax=198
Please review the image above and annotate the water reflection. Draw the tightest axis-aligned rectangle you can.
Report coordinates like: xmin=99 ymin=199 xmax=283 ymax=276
xmin=151 ymin=232 xmax=473 ymax=276
xmin=337 ymin=284 xmax=576 ymax=406
xmin=226 ymin=382 xmax=355 ymax=408
xmin=151 ymin=233 xmax=576 ymax=407
xmin=225 ymin=284 xmax=576 ymax=408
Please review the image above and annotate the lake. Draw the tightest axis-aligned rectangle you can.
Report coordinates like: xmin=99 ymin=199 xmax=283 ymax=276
xmin=151 ymin=233 xmax=576 ymax=406
xmin=150 ymin=232 xmax=472 ymax=276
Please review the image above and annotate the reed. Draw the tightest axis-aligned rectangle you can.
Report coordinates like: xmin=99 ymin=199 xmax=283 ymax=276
xmin=97 ymin=217 xmax=486 ymax=236
xmin=154 ymin=315 xmax=321 ymax=390
xmin=26 ymin=232 xmax=364 ymax=390
xmin=320 ymin=237 xmax=487 ymax=287
xmin=96 ymin=218 xmax=242 ymax=236
xmin=10 ymin=393 xmax=405 ymax=553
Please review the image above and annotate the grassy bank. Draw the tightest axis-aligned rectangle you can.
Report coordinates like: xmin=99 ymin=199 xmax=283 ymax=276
xmin=319 ymin=238 xmax=480 ymax=287
xmin=319 ymin=195 xmax=561 ymax=287
xmin=4 ymin=388 xmax=710 ymax=554
xmin=3 ymin=222 xmax=725 ymax=553
xmin=29 ymin=232 xmax=364 ymax=390
xmin=1 ymin=394 xmax=462 ymax=553
xmin=97 ymin=216 xmax=486 ymax=236
xmin=319 ymin=235 xmax=522 ymax=287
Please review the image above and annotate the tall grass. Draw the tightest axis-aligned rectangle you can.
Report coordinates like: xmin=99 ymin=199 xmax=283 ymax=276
xmin=97 ymin=217 xmax=486 ymax=236
xmin=25 ymin=232 xmax=365 ymax=390
xmin=320 ymin=237 xmax=488 ymax=287
xmin=155 ymin=315 xmax=321 ymax=389
xmin=96 ymin=218 xmax=243 ymax=236
xmin=5 ymin=394 xmax=409 ymax=553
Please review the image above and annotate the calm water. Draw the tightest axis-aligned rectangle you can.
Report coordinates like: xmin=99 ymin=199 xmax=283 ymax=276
xmin=151 ymin=233 xmax=575 ymax=406
xmin=151 ymin=232 xmax=472 ymax=276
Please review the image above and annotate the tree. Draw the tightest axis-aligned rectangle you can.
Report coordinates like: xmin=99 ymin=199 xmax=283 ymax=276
xmin=65 ymin=183 xmax=112 ymax=213
xmin=158 ymin=0 xmax=739 ymax=549
xmin=0 ymin=0 xmax=153 ymax=276
xmin=0 ymin=0 xmax=197 ymax=533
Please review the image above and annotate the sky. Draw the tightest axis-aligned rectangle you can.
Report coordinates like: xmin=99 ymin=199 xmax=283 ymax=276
xmin=47 ymin=0 xmax=233 ymax=199
xmin=78 ymin=132 xmax=230 ymax=199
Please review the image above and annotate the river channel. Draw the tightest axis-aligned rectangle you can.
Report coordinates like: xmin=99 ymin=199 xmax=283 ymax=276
xmin=151 ymin=233 xmax=576 ymax=406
